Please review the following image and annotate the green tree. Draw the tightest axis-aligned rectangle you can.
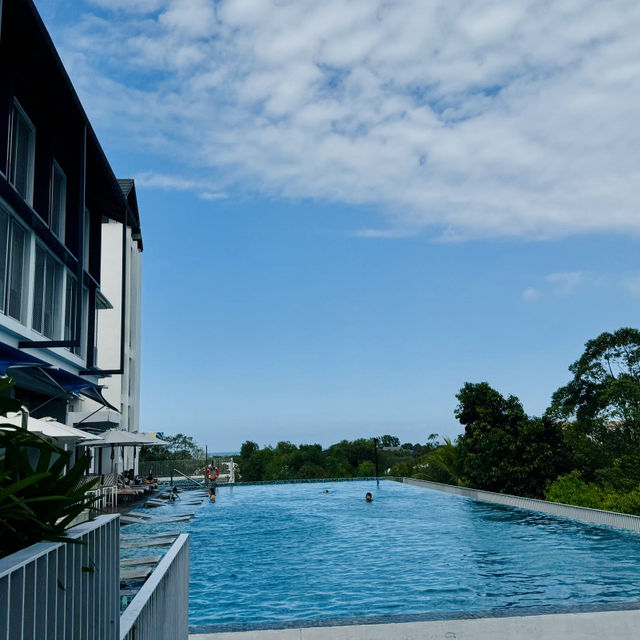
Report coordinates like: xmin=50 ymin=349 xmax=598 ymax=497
xmin=357 ymin=460 xmax=376 ymax=477
xmin=140 ymin=433 xmax=204 ymax=461
xmin=239 ymin=447 xmax=271 ymax=481
xmin=379 ymin=435 xmax=400 ymax=448
xmin=549 ymin=328 xmax=640 ymax=427
xmin=548 ymin=328 xmax=640 ymax=473
xmin=456 ymin=382 xmax=568 ymax=497
xmin=240 ymin=440 xmax=259 ymax=459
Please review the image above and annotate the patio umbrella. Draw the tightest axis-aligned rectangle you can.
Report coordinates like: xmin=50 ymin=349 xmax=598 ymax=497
xmin=82 ymin=429 xmax=169 ymax=447
xmin=82 ymin=429 xmax=169 ymax=474
xmin=136 ymin=432 xmax=170 ymax=446
xmin=1 ymin=413 xmax=100 ymax=444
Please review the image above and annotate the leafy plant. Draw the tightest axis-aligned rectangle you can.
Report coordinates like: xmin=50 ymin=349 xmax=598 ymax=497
xmin=0 ymin=377 xmax=99 ymax=558
xmin=414 ymin=437 xmax=465 ymax=486
xmin=545 ymin=470 xmax=640 ymax=516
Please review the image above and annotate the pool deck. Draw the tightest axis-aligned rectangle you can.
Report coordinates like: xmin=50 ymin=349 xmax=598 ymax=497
xmin=190 ymin=608 xmax=640 ymax=639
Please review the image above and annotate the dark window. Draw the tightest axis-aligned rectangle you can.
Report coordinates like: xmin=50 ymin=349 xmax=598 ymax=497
xmin=32 ymin=245 xmax=62 ymax=339
xmin=10 ymin=104 xmax=36 ymax=204
xmin=51 ymin=162 xmax=66 ymax=240
xmin=0 ymin=208 xmax=8 ymax=312
xmin=0 ymin=209 xmax=30 ymax=323
xmin=65 ymin=273 xmax=78 ymax=341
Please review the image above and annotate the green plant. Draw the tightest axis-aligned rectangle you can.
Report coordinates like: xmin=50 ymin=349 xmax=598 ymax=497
xmin=0 ymin=382 xmax=99 ymax=557
xmin=545 ymin=470 xmax=640 ymax=516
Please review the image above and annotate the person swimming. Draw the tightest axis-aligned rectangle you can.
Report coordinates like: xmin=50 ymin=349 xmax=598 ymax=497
xmin=365 ymin=492 xmax=372 ymax=502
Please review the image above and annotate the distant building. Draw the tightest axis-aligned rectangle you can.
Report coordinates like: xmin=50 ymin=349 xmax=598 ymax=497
xmin=0 ymin=0 xmax=142 ymax=471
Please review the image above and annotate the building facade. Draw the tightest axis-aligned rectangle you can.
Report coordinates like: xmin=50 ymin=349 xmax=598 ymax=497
xmin=69 ymin=181 xmax=143 ymax=474
xmin=0 ymin=0 xmax=142 ymax=468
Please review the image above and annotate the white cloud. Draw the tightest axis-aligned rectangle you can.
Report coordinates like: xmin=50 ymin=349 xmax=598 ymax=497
xmin=352 ymin=228 xmax=417 ymax=239
xmin=134 ymin=171 xmax=225 ymax=200
xmin=623 ymin=276 xmax=640 ymax=297
xmin=49 ymin=0 xmax=640 ymax=239
xmin=544 ymin=272 xmax=586 ymax=296
xmin=521 ymin=287 xmax=541 ymax=303
xmin=86 ymin=0 xmax=167 ymax=13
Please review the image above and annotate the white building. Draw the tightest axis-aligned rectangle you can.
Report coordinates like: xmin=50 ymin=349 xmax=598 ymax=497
xmin=0 ymin=0 xmax=143 ymax=475
xmin=69 ymin=180 xmax=143 ymax=475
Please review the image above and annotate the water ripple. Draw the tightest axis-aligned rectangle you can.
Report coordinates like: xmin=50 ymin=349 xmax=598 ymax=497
xmin=186 ymin=481 xmax=640 ymax=627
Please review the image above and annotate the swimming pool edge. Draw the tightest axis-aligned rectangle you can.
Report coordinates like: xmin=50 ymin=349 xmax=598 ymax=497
xmin=189 ymin=606 xmax=640 ymax=639
xmin=400 ymin=477 xmax=640 ymax=534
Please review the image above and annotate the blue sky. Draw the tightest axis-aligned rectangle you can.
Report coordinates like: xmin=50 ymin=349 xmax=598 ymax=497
xmin=34 ymin=0 xmax=640 ymax=451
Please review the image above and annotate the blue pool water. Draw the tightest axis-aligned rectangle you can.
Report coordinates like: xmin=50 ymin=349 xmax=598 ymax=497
xmin=125 ymin=480 xmax=640 ymax=630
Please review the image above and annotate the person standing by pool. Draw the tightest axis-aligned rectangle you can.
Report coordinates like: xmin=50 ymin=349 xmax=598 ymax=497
xmin=365 ymin=492 xmax=372 ymax=502
xmin=206 ymin=463 xmax=219 ymax=501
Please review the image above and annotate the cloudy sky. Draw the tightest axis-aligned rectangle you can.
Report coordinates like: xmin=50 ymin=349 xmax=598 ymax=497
xmin=35 ymin=0 xmax=640 ymax=450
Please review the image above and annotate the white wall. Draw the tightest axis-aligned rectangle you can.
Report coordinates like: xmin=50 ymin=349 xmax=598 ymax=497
xmin=80 ymin=218 xmax=142 ymax=474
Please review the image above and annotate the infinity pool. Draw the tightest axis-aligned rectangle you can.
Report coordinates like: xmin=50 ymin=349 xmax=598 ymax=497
xmin=183 ymin=480 xmax=640 ymax=631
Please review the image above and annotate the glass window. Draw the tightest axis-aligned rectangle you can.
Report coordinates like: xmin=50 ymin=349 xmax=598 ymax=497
xmin=0 ymin=210 xmax=29 ymax=323
xmin=71 ymin=286 xmax=88 ymax=357
xmin=32 ymin=245 xmax=62 ymax=339
xmin=7 ymin=221 xmax=28 ymax=323
xmin=64 ymin=272 xmax=78 ymax=341
xmin=10 ymin=104 xmax=36 ymax=205
xmin=0 ymin=208 xmax=8 ymax=313
xmin=51 ymin=162 xmax=66 ymax=240
xmin=83 ymin=208 xmax=90 ymax=270
xmin=32 ymin=245 xmax=44 ymax=331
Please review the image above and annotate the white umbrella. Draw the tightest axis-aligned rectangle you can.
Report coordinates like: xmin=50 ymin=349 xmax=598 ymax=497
xmin=81 ymin=429 xmax=169 ymax=475
xmin=136 ymin=432 xmax=170 ymax=446
xmin=1 ymin=413 xmax=100 ymax=444
xmin=82 ymin=429 xmax=168 ymax=447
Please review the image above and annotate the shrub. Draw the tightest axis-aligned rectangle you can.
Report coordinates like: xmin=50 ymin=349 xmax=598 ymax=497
xmin=0 ymin=424 xmax=99 ymax=558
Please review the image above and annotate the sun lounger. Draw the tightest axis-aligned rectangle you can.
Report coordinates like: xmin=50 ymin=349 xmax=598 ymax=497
xmin=127 ymin=511 xmax=153 ymax=519
xmin=120 ymin=555 xmax=161 ymax=567
xmin=120 ymin=567 xmax=152 ymax=581
xmin=120 ymin=515 xmax=148 ymax=525
xmin=121 ymin=537 xmax=176 ymax=548
xmin=121 ymin=531 xmax=180 ymax=540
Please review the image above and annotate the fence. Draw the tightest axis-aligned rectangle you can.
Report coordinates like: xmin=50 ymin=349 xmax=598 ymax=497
xmin=0 ymin=514 xmax=120 ymax=640
xmin=141 ymin=458 xmax=234 ymax=478
xmin=120 ymin=534 xmax=190 ymax=640
xmin=399 ymin=477 xmax=640 ymax=533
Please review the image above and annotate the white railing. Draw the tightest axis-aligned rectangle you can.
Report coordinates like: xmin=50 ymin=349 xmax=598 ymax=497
xmin=0 ymin=514 xmax=120 ymax=640
xmin=400 ymin=477 xmax=640 ymax=533
xmin=120 ymin=534 xmax=190 ymax=640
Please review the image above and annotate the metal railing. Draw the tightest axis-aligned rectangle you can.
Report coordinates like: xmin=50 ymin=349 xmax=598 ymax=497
xmin=171 ymin=468 xmax=205 ymax=488
xmin=120 ymin=534 xmax=190 ymax=640
xmin=141 ymin=458 xmax=237 ymax=479
xmin=0 ymin=514 xmax=120 ymax=640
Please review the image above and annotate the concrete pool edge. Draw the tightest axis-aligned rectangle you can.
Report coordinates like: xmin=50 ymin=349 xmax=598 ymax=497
xmin=399 ymin=477 xmax=640 ymax=533
xmin=188 ymin=600 xmax=640 ymax=634
xmin=189 ymin=607 xmax=640 ymax=639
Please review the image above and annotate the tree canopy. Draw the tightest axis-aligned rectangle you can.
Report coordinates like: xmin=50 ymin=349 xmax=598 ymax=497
xmin=456 ymin=382 xmax=568 ymax=497
xmin=237 ymin=436 xmax=425 ymax=482
xmin=139 ymin=433 xmax=204 ymax=462
xmin=548 ymin=327 xmax=640 ymax=450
